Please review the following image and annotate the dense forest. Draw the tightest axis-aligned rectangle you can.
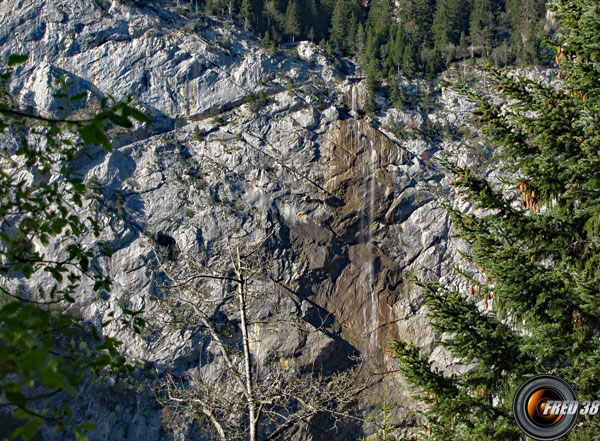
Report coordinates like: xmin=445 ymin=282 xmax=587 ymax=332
xmin=175 ymin=0 xmax=551 ymax=78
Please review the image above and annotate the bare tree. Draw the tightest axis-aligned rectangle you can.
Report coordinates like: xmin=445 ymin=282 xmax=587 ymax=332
xmin=151 ymin=226 xmax=372 ymax=441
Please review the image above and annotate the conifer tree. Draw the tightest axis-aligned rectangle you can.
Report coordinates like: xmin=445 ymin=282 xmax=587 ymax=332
xmin=401 ymin=43 xmax=417 ymax=76
xmin=507 ymin=0 xmax=547 ymax=64
xmin=510 ymin=31 xmax=525 ymax=65
xmin=425 ymin=46 xmax=444 ymax=79
xmin=365 ymin=0 xmax=392 ymax=55
xmin=284 ymin=0 xmax=300 ymax=42
xmin=345 ymin=12 xmax=358 ymax=54
xmin=432 ymin=0 xmax=469 ymax=47
xmin=393 ymin=1 xmax=600 ymax=439
xmin=364 ymin=57 xmax=379 ymax=114
xmin=313 ymin=0 xmax=334 ymax=42
xmin=263 ymin=0 xmax=280 ymax=33
xmin=239 ymin=0 xmax=253 ymax=30
xmin=401 ymin=0 xmax=435 ymax=47
xmin=469 ymin=0 xmax=494 ymax=57
xmin=365 ymin=57 xmax=379 ymax=95
xmin=388 ymin=76 xmax=406 ymax=110
xmin=356 ymin=22 xmax=366 ymax=53
xmin=330 ymin=0 xmax=349 ymax=52
xmin=523 ymin=19 xmax=542 ymax=64
xmin=459 ymin=30 xmax=468 ymax=59
xmin=207 ymin=0 xmax=225 ymax=16
xmin=300 ymin=0 xmax=318 ymax=38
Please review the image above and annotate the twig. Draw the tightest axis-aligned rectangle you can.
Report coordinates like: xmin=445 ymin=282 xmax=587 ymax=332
xmin=0 ymin=285 xmax=63 ymax=305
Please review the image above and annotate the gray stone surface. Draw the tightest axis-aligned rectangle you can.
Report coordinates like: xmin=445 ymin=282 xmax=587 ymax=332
xmin=0 ymin=1 xmax=555 ymax=439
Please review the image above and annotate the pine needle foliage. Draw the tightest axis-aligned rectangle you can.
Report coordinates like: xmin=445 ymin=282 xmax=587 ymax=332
xmin=392 ymin=1 xmax=600 ymax=439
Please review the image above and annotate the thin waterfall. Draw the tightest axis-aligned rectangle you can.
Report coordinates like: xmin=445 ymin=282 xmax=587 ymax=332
xmin=357 ymin=120 xmax=365 ymax=247
xmin=351 ymin=84 xmax=358 ymax=116
xmin=358 ymin=121 xmax=369 ymax=338
xmin=355 ymin=119 xmax=379 ymax=350
xmin=368 ymin=138 xmax=378 ymax=349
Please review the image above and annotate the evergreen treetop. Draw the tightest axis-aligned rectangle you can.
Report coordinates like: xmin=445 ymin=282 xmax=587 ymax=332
xmin=284 ymin=0 xmax=300 ymax=42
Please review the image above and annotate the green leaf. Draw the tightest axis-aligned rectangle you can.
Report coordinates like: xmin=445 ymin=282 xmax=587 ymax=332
xmin=122 ymin=106 xmax=151 ymax=124
xmin=6 ymin=54 xmax=28 ymax=66
xmin=40 ymin=370 xmax=75 ymax=395
xmin=78 ymin=125 xmax=112 ymax=152
xmin=108 ymin=113 xmax=133 ymax=128
xmin=1 ymin=302 xmax=23 ymax=316
xmin=79 ymin=255 xmax=89 ymax=273
xmin=10 ymin=417 xmax=40 ymax=441
xmin=98 ymin=242 xmax=113 ymax=257
xmin=13 ymin=409 xmax=31 ymax=420
xmin=70 ymin=92 xmax=88 ymax=101
xmin=79 ymin=422 xmax=96 ymax=431
xmin=22 ymin=264 xmax=34 ymax=279
xmin=22 ymin=347 xmax=49 ymax=368
xmin=74 ymin=427 xmax=90 ymax=441
xmin=5 ymin=390 xmax=27 ymax=408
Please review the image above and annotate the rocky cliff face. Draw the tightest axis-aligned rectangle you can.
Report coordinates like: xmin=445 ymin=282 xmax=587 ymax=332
xmin=0 ymin=1 xmax=557 ymax=439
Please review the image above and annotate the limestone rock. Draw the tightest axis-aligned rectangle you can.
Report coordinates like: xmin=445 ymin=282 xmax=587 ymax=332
xmin=0 ymin=1 xmax=552 ymax=440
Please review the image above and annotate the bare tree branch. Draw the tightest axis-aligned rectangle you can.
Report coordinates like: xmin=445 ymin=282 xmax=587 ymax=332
xmin=152 ymin=222 xmax=378 ymax=441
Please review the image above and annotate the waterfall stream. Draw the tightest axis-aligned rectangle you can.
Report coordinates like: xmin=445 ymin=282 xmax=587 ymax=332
xmin=356 ymin=120 xmax=379 ymax=350
xmin=368 ymin=139 xmax=378 ymax=349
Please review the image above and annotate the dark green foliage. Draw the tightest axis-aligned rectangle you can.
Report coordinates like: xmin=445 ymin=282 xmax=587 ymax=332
xmin=85 ymin=175 xmax=103 ymax=198
xmin=425 ymin=46 xmax=444 ymax=79
xmin=364 ymin=56 xmax=379 ymax=114
xmin=286 ymin=76 xmax=294 ymax=91
xmin=366 ymin=57 xmax=379 ymax=94
xmin=364 ymin=91 xmax=377 ymax=115
xmin=245 ymin=89 xmax=268 ymax=113
xmin=401 ymin=43 xmax=417 ymax=76
xmin=432 ymin=0 xmax=469 ymax=47
xmin=421 ymin=118 xmax=442 ymax=139
xmin=393 ymin=1 xmax=600 ymax=438
xmin=329 ymin=0 xmax=348 ymax=52
xmin=206 ymin=0 xmax=225 ymax=16
xmin=245 ymin=91 xmax=258 ymax=113
xmin=308 ymin=26 xmax=315 ymax=42
xmin=459 ymin=31 xmax=468 ymax=58
xmin=469 ymin=0 xmax=497 ymax=58
xmin=363 ymin=68 xmax=377 ymax=112
xmin=239 ymin=0 xmax=253 ymax=30
xmin=194 ymin=0 xmax=552 ymax=77
xmin=0 ymin=55 xmax=148 ymax=440
xmin=361 ymin=0 xmax=391 ymax=65
xmin=283 ymin=0 xmax=300 ymax=42
xmin=388 ymin=78 xmax=406 ymax=110
xmin=258 ymin=89 xmax=268 ymax=106
xmin=261 ymin=29 xmax=275 ymax=52
xmin=401 ymin=0 xmax=436 ymax=47
xmin=508 ymin=0 xmax=549 ymax=65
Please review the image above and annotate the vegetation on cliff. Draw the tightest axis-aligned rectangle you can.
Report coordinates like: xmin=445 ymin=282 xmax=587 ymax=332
xmin=183 ymin=0 xmax=551 ymax=75
xmin=393 ymin=0 xmax=600 ymax=439
xmin=0 ymin=55 xmax=149 ymax=440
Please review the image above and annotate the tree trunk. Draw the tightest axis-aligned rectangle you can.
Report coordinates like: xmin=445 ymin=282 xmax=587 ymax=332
xmin=236 ymin=247 xmax=257 ymax=441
